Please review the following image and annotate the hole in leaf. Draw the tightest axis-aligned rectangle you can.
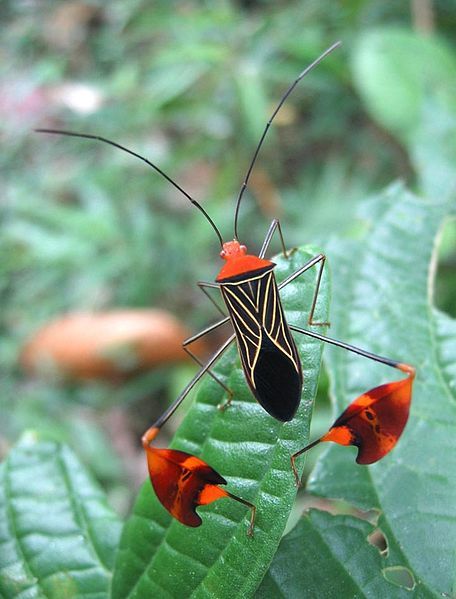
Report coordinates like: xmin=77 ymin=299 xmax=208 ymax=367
xmin=367 ymin=527 xmax=388 ymax=556
xmin=435 ymin=217 xmax=456 ymax=318
xmin=382 ymin=566 xmax=416 ymax=590
xmin=287 ymin=494 xmax=381 ymax=535
xmin=295 ymin=493 xmax=379 ymax=522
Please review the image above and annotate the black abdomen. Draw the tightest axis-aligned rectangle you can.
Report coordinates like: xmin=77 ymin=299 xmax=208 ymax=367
xmin=252 ymin=334 xmax=302 ymax=422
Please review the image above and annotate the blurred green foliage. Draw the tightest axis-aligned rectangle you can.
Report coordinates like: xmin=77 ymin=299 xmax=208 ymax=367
xmin=1 ymin=0 xmax=455 ymax=515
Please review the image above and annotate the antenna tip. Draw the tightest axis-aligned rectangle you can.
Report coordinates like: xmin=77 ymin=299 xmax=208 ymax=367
xmin=324 ymin=40 xmax=343 ymax=54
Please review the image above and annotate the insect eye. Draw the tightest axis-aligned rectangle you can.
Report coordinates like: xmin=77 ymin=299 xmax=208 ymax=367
xmin=240 ymin=245 xmax=247 ymax=253
xmin=220 ymin=250 xmax=226 ymax=258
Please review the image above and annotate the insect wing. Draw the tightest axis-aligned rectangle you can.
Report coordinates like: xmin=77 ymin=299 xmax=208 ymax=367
xmin=221 ymin=269 xmax=302 ymax=421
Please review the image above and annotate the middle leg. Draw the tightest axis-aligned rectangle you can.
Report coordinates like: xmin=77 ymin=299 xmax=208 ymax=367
xmin=278 ymin=253 xmax=330 ymax=327
xmin=182 ymin=316 xmax=234 ymax=405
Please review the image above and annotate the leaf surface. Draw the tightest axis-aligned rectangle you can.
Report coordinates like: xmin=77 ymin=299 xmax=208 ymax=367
xmin=0 ymin=436 xmax=122 ymax=599
xmin=257 ymin=509 xmax=432 ymax=598
xmin=306 ymin=185 xmax=456 ymax=596
xmin=351 ymin=28 xmax=456 ymax=144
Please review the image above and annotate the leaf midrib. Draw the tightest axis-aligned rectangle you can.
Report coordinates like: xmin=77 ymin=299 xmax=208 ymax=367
xmin=57 ymin=446 xmax=113 ymax=576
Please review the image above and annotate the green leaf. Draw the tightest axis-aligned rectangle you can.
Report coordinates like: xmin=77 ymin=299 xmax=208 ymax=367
xmin=0 ymin=435 xmax=122 ymax=599
xmin=234 ymin=61 xmax=270 ymax=147
xmin=351 ymin=28 xmax=456 ymax=144
xmin=257 ymin=509 xmax=428 ymax=598
xmin=412 ymin=104 xmax=456 ymax=203
xmin=112 ymin=247 xmax=330 ymax=598
xmin=307 ymin=184 xmax=456 ymax=596
xmin=144 ymin=62 xmax=210 ymax=109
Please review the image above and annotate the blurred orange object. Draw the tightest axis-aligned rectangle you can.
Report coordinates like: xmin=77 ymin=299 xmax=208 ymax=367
xmin=21 ymin=310 xmax=205 ymax=381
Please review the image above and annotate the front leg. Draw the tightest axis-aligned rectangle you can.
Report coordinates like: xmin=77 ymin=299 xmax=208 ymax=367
xmin=259 ymin=218 xmax=289 ymax=259
xmin=197 ymin=281 xmax=226 ymax=316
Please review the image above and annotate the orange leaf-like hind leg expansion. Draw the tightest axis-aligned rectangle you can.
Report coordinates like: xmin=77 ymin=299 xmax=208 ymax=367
xmin=138 ymin=336 xmax=258 ymax=535
xmin=321 ymin=363 xmax=415 ymax=464
xmin=289 ymin=324 xmax=416 ymax=480
xmin=142 ymin=426 xmax=256 ymax=536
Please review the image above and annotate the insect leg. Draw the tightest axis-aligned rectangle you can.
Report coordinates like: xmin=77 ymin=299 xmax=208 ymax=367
xmin=225 ymin=491 xmax=257 ymax=537
xmin=279 ymin=253 xmax=330 ymax=327
xmin=197 ymin=281 xmax=226 ymax=316
xmin=289 ymin=325 xmax=409 ymax=370
xmin=289 ymin=325 xmax=415 ymax=485
xmin=259 ymin=219 xmax=288 ymax=259
xmin=290 ymin=439 xmax=321 ymax=487
xmin=183 ymin=325 xmax=234 ymax=403
xmin=261 ymin=220 xmax=329 ymax=326
xmin=143 ymin=333 xmax=236 ymax=437
xmin=185 ymin=279 xmax=236 ymax=409
xmin=142 ymin=334 xmax=255 ymax=535
xmin=183 ymin=316 xmax=230 ymax=347
xmin=182 ymin=277 xmax=234 ymax=405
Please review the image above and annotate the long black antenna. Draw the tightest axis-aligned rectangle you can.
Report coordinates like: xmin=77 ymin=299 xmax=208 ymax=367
xmin=35 ymin=129 xmax=224 ymax=248
xmin=233 ymin=40 xmax=342 ymax=240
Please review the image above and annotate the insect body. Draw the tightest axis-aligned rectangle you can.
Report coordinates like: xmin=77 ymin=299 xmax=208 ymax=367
xmin=217 ymin=240 xmax=302 ymax=421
